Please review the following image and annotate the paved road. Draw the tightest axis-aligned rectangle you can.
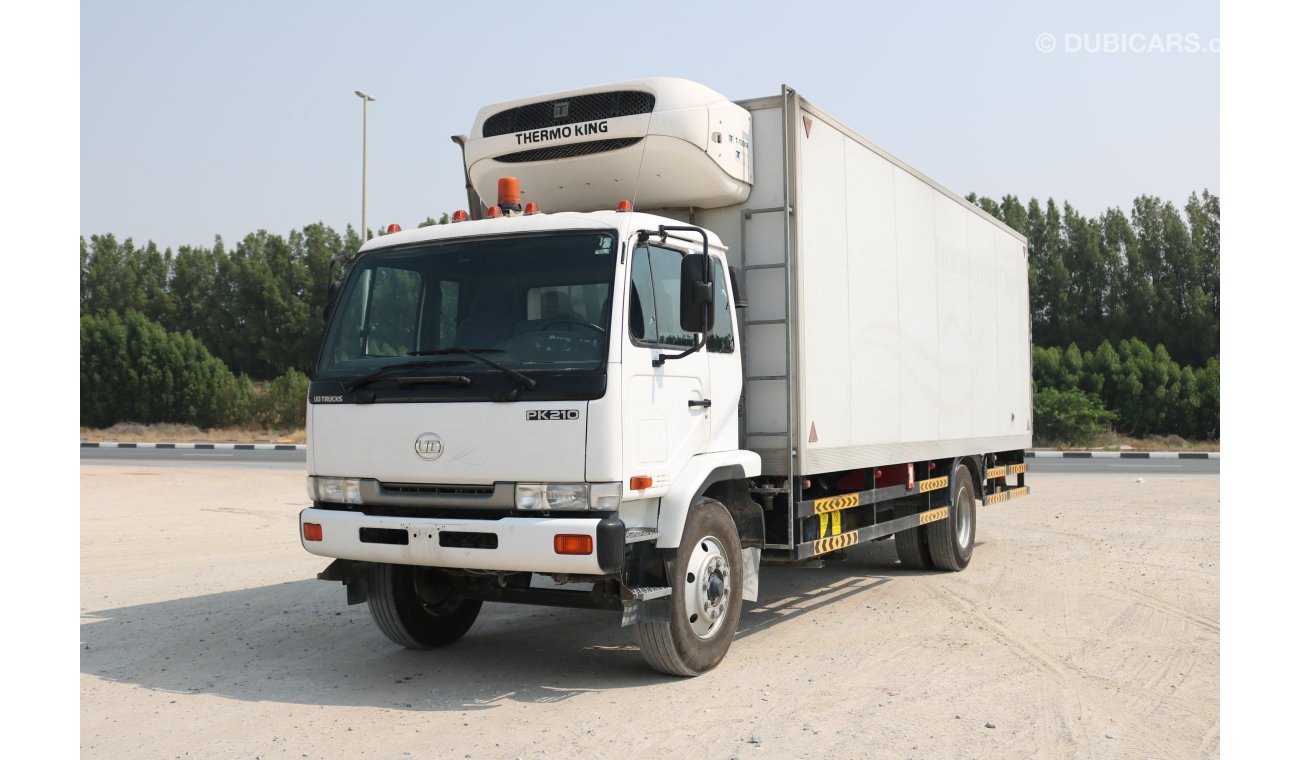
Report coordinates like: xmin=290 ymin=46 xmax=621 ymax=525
xmin=80 ymin=446 xmax=1218 ymax=476
xmin=80 ymin=446 xmax=305 ymax=468
xmin=1026 ymin=456 xmax=1218 ymax=477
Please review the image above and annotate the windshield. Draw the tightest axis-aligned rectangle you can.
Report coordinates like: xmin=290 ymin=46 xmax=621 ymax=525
xmin=316 ymin=232 xmax=617 ymax=383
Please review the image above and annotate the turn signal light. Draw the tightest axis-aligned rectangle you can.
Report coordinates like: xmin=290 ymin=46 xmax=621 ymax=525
xmin=629 ymin=476 xmax=653 ymax=490
xmin=303 ymin=523 xmax=323 ymax=542
xmin=554 ymin=534 xmax=593 ymax=555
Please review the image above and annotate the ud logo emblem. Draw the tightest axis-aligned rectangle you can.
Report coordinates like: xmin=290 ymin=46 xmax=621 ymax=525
xmin=414 ymin=433 xmax=444 ymax=461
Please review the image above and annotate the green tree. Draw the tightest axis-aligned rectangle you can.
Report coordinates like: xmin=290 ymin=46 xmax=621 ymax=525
xmin=1033 ymin=387 xmax=1115 ymax=447
xmin=81 ymin=310 xmax=253 ymax=428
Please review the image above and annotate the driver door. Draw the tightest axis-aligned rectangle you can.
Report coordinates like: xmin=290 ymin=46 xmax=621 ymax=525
xmin=622 ymin=244 xmax=711 ymax=489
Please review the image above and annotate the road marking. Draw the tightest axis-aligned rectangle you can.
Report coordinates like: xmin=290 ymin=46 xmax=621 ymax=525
xmin=1105 ymin=464 xmax=1182 ymax=468
xmin=181 ymin=452 xmax=235 ymax=457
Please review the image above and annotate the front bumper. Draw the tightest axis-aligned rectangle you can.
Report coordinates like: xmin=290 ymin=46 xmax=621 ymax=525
xmin=299 ymin=508 xmax=624 ymax=574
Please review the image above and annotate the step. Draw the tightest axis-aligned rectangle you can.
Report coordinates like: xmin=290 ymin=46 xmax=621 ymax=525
xmin=625 ymin=527 xmax=660 ymax=544
xmin=627 ymin=586 xmax=672 ymax=601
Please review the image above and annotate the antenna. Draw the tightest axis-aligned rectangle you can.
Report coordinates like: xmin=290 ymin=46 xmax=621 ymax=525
xmin=628 ymin=117 xmax=653 ymax=212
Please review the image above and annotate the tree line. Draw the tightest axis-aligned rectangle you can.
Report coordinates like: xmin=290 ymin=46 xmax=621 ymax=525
xmin=1032 ymin=340 xmax=1218 ymax=444
xmin=80 ymin=193 xmax=1218 ymax=442
xmin=966 ymin=190 xmax=1219 ymax=367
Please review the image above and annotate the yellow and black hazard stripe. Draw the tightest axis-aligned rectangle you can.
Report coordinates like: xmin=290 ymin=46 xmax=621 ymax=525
xmin=812 ymin=532 xmax=860 ymax=556
xmin=983 ymin=486 xmax=1030 ymax=505
xmin=916 ymin=476 xmax=949 ymax=494
xmin=916 ymin=506 xmax=949 ymax=525
xmin=1008 ymin=463 xmax=1027 ymax=475
xmin=812 ymin=492 xmax=860 ymax=515
xmin=986 ymin=466 xmax=1007 ymax=480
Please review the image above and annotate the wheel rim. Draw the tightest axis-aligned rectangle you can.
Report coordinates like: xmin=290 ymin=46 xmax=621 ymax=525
xmin=684 ymin=534 xmax=732 ymax=639
xmin=955 ymin=485 xmax=973 ymax=548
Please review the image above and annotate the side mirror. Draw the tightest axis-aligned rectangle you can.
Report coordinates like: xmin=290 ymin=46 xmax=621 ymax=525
xmin=679 ymin=253 xmax=714 ymax=334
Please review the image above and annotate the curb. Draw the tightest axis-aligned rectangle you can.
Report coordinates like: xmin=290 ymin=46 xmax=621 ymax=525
xmin=81 ymin=442 xmax=305 ymax=451
xmin=1026 ymin=451 xmax=1218 ymax=459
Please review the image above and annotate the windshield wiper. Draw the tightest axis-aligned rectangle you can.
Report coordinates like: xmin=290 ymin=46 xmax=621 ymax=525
xmin=407 ymin=347 xmax=538 ymax=390
xmin=346 ymin=360 xmax=473 ymax=391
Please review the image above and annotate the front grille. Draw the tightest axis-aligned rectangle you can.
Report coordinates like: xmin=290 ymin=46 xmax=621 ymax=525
xmin=495 ymin=137 xmax=643 ymax=164
xmin=380 ymin=483 xmax=495 ymax=497
xmin=483 ymin=91 xmax=656 ymax=137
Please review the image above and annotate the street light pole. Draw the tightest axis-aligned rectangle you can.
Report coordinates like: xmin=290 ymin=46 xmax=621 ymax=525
xmin=355 ymin=90 xmax=376 ymax=245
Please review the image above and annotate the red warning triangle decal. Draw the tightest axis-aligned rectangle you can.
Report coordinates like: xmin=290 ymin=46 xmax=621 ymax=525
xmin=803 ymin=116 xmax=813 ymax=138
xmin=809 ymin=421 xmax=819 ymax=443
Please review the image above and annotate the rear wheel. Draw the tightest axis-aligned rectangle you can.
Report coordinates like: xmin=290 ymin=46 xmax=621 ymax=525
xmin=367 ymin=563 xmax=481 ymax=649
xmin=894 ymin=518 xmax=934 ymax=570
xmin=926 ymin=465 xmax=977 ymax=571
xmin=636 ymin=499 xmax=743 ymax=676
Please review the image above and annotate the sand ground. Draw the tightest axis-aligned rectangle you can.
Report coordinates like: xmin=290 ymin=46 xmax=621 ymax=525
xmin=81 ymin=464 xmax=1218 ymax=759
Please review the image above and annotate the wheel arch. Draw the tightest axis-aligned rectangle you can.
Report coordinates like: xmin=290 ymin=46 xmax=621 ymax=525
xmin=655 ymin=451 xmax=761 ymax=549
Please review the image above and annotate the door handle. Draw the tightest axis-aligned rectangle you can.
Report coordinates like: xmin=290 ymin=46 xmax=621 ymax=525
xmin=689 ymin=399 xmax=712 ymax=408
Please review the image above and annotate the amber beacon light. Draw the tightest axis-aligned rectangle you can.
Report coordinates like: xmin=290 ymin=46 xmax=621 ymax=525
xmin=497 ymin=176 xmax=522 ymax=212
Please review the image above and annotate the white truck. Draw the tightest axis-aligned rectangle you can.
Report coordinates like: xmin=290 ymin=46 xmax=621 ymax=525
xmin=300 ymin=78 xmax=1031 ymax=676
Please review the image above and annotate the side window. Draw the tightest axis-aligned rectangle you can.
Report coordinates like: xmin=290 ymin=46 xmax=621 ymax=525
xmin=332 ymin=268 xmax=372 ymax=363
xmin=629 ymin=245 xmax=695 ymax=348
xmin=648 ymin=246 xmax=692 ymax=346
xmin=707 ymin=258 xmax=734 ymax=353
xmin=628 ymin=247 xmax=657 ymax=343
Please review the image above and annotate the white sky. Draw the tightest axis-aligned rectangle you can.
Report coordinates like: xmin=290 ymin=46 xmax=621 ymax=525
xmin=79 ymin=0 xmax=1219 ymax=251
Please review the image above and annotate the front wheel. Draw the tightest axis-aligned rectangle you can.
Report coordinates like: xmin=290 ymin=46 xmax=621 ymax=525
xmin=636 ymin=499 xmax=743 ymax=676
xmin=366 ymin=563 xmax=481 ymax=649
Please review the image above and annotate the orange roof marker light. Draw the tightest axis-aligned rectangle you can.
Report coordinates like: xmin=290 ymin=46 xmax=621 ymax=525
xmin=524 ymin=202 xmax=539 ymax=215
xmin=386 ymin=223 xmax=401 ymax=233
xmin=451 ymin=210 xmax=468 ymax=223
xmin=616 ymin=199 xmax=633 ymax=212
xmin=486 ymin=206 xmax=502 ymax=218
xmin=497 ymin=176 xmax=522 ymax=213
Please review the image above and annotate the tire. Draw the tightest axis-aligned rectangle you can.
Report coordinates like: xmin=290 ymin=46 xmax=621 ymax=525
xmin=366 ymin=562 xmax=482 ymax=649
xmin=894 ymin=518 xmax=934 ymax=570
xmin=636 ymin=499 xmax=743 ymax=676
xmin=926 ymin=465 xmax=976 ymax=571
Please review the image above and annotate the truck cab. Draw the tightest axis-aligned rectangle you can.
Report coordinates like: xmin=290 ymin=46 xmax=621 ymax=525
xmin=302 ymin=203 xmax=761 ymax=675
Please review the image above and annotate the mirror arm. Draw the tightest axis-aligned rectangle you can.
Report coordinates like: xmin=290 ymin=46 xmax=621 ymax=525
xmin=652 ymin=336 xmax=706 ymax=368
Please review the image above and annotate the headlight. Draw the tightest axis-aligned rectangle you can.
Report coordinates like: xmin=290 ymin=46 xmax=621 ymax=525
xmin=308 ymin=476 xmax=363 ymax=504
xmin=515 ymin=482 xmax=621 ymax=511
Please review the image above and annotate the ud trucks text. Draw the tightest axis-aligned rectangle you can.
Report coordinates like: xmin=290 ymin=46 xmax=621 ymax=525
xmin=300 ymin=78 xmax=1032 ymax=676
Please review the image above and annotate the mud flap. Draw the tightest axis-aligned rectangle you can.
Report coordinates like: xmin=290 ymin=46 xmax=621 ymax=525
xmin=742 ymin=547 xmax=760 ymax=602
xmin=621 ymin=598 xmax=671 ymax=626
